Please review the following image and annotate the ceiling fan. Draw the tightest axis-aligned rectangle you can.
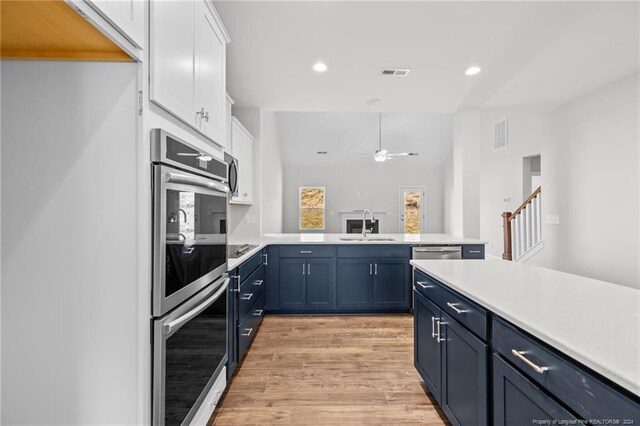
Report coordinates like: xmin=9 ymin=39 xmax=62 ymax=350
xmin=359 ymin=113 xmax=419 ymax=162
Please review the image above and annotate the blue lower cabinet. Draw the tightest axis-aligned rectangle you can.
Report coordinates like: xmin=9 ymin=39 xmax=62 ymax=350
xmin=493 ymin=353 xmax=577 ymax=425
xmin=279 ymin=258 xmax=307 ymax=309
xmin=414 ymin=290 xmax=442 ymax=403
xmin=440 ymin=312 xmax=488 ymax=426
xmin=306 ymin=259 xmax=337 ymax=309
xmin=337 ymin=259 xmax=373 ymax=308
xmin=227 ymin=274 xmax=239 ymax=379
xmin=373 ymin=259 xmax=408 ymax=308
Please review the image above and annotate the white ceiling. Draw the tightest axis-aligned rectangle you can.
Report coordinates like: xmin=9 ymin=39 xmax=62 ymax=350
xmin=277 ymin=112 xmax=453 ymax=167
xmin=215 ymin=1 xmax=639 ymax=112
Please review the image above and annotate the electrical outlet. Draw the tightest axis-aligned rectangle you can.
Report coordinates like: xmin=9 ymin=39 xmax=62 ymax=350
xmin=545 ymin=215 xmax=560 ymax=225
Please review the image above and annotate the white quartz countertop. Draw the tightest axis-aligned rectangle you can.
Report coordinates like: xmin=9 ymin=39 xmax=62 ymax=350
xmin=410 ymin=259 xmax=640 ymax=397
xmin=227 ymin=233 xmax=486 ymax=269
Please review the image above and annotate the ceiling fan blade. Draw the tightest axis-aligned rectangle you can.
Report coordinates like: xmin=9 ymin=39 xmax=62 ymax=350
xmin=388 ymin=152 xmax=419 ymax=157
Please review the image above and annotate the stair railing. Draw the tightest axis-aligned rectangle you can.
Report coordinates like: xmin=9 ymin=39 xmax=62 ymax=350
xmin=502 ymin=186 xmax=541 ymax=261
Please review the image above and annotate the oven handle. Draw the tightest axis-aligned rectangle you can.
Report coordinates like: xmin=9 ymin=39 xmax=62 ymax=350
xmin=164 ymin=170 xmax=229 ymax=194
xmin=163 ymin=277 xmax=229 ymax=337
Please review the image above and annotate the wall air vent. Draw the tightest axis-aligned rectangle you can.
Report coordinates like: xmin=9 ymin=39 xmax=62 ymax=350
xmin=493 ymin=117 xmax=508 ymax=150
xmin=381 ymin=68 xmax=411 ymax=77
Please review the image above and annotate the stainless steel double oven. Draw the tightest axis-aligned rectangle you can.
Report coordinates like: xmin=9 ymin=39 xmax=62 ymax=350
xmin=151 ymin=129 xmax=230 ymax=426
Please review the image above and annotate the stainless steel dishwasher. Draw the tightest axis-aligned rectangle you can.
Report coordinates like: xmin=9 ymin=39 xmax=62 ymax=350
xmin=412 ymin=245 xmax=462 ymax=260
xmin=410 ymin=245 xmax=462 ymax=312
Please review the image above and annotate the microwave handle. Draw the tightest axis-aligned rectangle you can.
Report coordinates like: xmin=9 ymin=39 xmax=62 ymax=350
xmin=164 ymin=170 xmax=229 ymax=194
xmin=163 ymin=277 xmax=229 ymax=337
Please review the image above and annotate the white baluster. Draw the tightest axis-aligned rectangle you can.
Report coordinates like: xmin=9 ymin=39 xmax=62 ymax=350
xmin=514 ymin=215 xmax=521 ymax=259
xmin=511 ymin=217 xmax=517 ymax=260
xmin=531 ymin=198 xmax=538 ymax=245
xmin=524 ymin=206 xmax=530 ymax=252
xmin=536 ymin=195 xmax=542 ymax=242
xmin=519 ymin=214 xmax=525 ymax=258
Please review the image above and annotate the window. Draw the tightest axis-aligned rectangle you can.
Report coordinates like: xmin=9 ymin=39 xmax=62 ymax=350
xmin=299 ymin=187 xmax=325 ymax=230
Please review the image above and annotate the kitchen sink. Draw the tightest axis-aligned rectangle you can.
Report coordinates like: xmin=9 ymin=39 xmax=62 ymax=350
xmin=339 ymin=236 xmax=397 ymax=242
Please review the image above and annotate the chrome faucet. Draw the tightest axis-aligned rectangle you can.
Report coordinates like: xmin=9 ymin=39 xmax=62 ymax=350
xmin=362 ymin=209 xmax=376 ymax=238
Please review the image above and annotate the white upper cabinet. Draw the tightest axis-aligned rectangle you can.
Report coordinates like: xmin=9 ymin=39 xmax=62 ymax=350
xmin=194 ymin=1 xmax=226 ymax=144
xmin=230 ymin=117 xmax=254 ymax=204
xmin=225 ymin=93 xmax=235 ymax=150
xmin=86 ymin=0 xmax=145 ymax=48
xmin=150 ymin=0 xmax=230 ymax=147
xmin=150 ymin=0 xmax=195 ymax=123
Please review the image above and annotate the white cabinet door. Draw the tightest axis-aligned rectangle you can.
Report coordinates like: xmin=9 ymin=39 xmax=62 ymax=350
xmin=231 ymin=118 xmax=254 ymax=204
xmin=86 ymin=0 xmax=145 ymax=48
xmin=195 ymin=1 xmax=226 ymax=146
xmin=150 ymin=0 xmax=195 ymax=126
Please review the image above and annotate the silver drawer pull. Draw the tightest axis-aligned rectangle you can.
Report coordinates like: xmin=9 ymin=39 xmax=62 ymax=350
xmin=431 ymin=316 xmax=436 ymax=338
xmin=436 ymin=319 xmax=444 ymax=343
xmin=253 ymin=309 xmax=264 ymax=316
xmin=300 ymin=250 xmax=312 ymax=254
xmin=241 ymin=293 xmax=254 ymax=300
xmin=447 ymin=302 xmax=468 ymax=314
xmin=469 ymin=250 xmax=481 ymax=254
xmin=416 ymin=281 xmax=433 ymax=289
xmin=253 ymin=280 xmax=264 ymax=287
xmin=511 ymin=350 xmax=549 ymax=374
xmin=241 ymin=328 xmax=253 ymax=337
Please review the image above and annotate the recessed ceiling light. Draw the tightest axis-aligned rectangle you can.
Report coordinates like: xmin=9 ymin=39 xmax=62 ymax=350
xmin=317 ymin=151 xmax=328 ymax=155
xmin=312 ymin=62 xmax=328 ymax=73
xmin=465 ymin=65 xmax=481 ymax=76
xmin=366 ymin=98 xmax=381 ymax=105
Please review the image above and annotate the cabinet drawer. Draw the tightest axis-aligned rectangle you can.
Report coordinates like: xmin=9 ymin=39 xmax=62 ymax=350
xmin=493 ymin=353 xmax=577 ymax=425
xmin=337 ymin=245 xmax=410 ymax=259
xmin=238 ymin=290 xmax=265 ymax=362
xmin=493 ymin=318 xmax=640 ymax=422
xmin=280 ymin=245 xmax=336 ymax=258
xmin=414 ymin=270 xmax=487 ymax=340
xmin=462 ymin=245 xmax=485 ymax=259
xmin=239 ymin=251 xmax=263 ymax=281
xmin=238 ymin=265 xmax=265 ymax=322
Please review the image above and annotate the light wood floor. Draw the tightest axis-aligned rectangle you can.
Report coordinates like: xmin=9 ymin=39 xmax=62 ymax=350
xmin=209 ymin=315 xmax=448 ymax=425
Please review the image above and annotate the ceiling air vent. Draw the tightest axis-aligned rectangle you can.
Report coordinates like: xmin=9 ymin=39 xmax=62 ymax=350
xmin=493 ymin=118 xmax=508 ymax=151
xmin=381 ymin=68 xmax=411 ymax=77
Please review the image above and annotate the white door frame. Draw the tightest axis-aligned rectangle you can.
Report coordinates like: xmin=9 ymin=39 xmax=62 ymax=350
xmin=398 ymin=186 xmax=426 ymax=233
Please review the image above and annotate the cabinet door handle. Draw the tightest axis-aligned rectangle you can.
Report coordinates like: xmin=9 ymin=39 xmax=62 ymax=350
xmin=431 ymin=316 xmax=436 ymax=338
xmin=241 ymin=328 xmax=253 ymax=337
xmin=263 ymin=253 xmax=268 ymax=265
xmin=302 ymin=264 xmax=305 ymax=275
xmin=511 ymin=350 xmax=548 ymax=374
xmin=253 ymin=309 xmax=263 ymax=316
xmin=253 ymin=280 xmax=264 ymax=287
xmin=300 ymin=250 xmax=312 ymax=254
xmin=369 ymin=264 xmax=373 ymax=275
xmin=307 ymin=264 xmax=311 ymax=275
xmin=374 ymin=264 xmax=378 ymax=275
xmin=436 ymin=320 xmax=444 ymax=343
xmin=231 ymin=275 xmax=241 ymax=292
xmin=416 ymin=281 xmax=433 ymax=289
xmin=241 ymin=293 xmax=253 ymax=300
xmin=447 ymin=302 xmax=468 ymax=314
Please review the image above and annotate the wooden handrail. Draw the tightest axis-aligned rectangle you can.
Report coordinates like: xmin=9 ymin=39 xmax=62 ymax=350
xmin=509 ymin=186 xmax=541 ymax=221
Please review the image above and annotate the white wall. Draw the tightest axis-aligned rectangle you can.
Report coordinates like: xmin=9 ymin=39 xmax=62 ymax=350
xmin=540 ymin=73 xmax=639 ymax=288
xmin=1 ymin=60 xmax=140 ymax=425
xmin=477 ymin=110 xmax=544 ymax=259
xmin=464 ymin=73 xmax=639 ymax=288
xmin=260 ymin=111 xmax=284 ymax=234
xmin=283 ymin=162 xmax=445 ymax=234
xmin=450 ymin=109 xmax=481 ymax=238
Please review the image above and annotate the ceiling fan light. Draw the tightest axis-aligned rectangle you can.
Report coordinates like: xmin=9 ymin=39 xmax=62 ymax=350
xmin=374 ymin=153 xmax=387 ymax=162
